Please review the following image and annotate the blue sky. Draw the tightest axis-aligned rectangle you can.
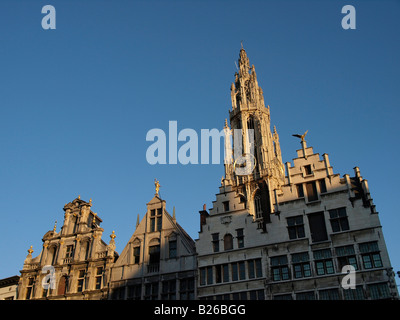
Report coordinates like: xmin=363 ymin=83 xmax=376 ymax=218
xmin=0 ymin=0 xmax=399 ymax=285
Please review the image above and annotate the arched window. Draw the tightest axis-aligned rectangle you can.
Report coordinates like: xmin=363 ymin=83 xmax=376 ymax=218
xmin=254 ymin=191 xmax=262 ymax=219
xmin=224 ymin=234 xmax=233 ymax=251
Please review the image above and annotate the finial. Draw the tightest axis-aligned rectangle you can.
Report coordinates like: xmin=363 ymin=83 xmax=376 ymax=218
xmin=78 ymin=195 xmax=81 ymax=200
xmin=89 ymin=198 xmax=92 ymax=204
xmin=241 ymin=40 xmax=244 ymax=49
xmin=110 ymin=230 xmax=116 ymax=240
xmin=136 ymin=214 xmax=140 ymax=229
xmin=173 ymin=206 xmax=176 ymax=221
xmin=53 ymin=220 xmax=57 ymax=232
xmin=224 ymin=119 xmax=228 ymax=128
xmin=154 ymin=179 xmax=160 ymax=195
xmin=27 ymin=245 xmax=33 ymax=254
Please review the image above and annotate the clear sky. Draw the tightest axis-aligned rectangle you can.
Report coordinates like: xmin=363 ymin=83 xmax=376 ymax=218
xmin=0 ymin=0 xmax=399 ymax=284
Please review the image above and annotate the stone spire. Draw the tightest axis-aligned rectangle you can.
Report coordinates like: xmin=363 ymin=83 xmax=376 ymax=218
xmin=225 ymin=46 xmax=285 ymax=228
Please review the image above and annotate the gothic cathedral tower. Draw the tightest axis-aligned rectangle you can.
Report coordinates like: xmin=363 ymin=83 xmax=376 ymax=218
xmin=224 ymin=46 xmax=285 ymax=231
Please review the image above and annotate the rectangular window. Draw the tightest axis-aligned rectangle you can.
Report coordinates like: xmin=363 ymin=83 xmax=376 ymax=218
xmin=232 ymin=263 xmax=238 ymax=281
xmin=343 ymin=286 xmax=365 ymax=300
xmin=180 ymin=277 xmax=194 ymax=300
xmin=368 ymin=283 xmax=390 ymax=300
xmin=150 ymin=218 xmax=156 ymax=232
xmin=149 ymin=245 xmax=160 ymax=263
xmin=207 ymin=266 xmax=213 ymax=285
xmin=304 ymin=165 xmax=312 ymax=175
xmin=271 ymin=255 xmax=290 ymax=281
xmin=26 ymin=277 xmax=34 ymax=300
xmin=157 ymin=216 xmax=162 ymax=231
xmin=133 ymin=246 xmax=140 ymax=264
xmin=308 ymin=211 xmax=328 ymax=242
xmin=161 ymin=280 xmax=176 ymax=300
xmin=236 ymin=229 xmax=244 ymax=248
xmin=319 ymin=179 xmax=327 ymax=193
xmin=313 ymin=249 xmax=334 ymax=275
xmin=95 ymin=267 xmax=103 ymax=290
xmin=296 ymin=291 xmax=315 ymax=300
xmin=169 ymin=240 xmax=177 ymax=259
xmin=223 ymin=201 xmax=230 ymax=212
xmin=200 ymin=268 xmax=206 ymax=286
xmin=296 ymin=184 xmax=304 ymax=198
xmin=306 ymin=181 xmax=318 ymax=202
xmin=77 ymin=269 xmax=85 ymax=293
xmin=239 ymin=261 xmax=245 ymax=280
xmin=216 ymin=265 xmax=222 ymax=283
xmin=292 ymin=252 xmax=311 ymax=279
xmin=127 ymin=284 xmax=142 ymax=300
xmin=336 ymin=245 xmax=358 ymax=271
xmin=329 ymin=207 xmax=349 ymax=232
xmin=223 ymin=264 xmax=229 ymax=283
xmin=248 ymin=259 xmax=262 ymax=279
xmin=319 ymin=288 xmax=340 ymax=300
xmin=144 ymin=282 xmax=158 ymax=300
xmin=249 ymin=289 xmax=265 ymax=300
xmin=359 ymin=241 xmax=383 ymax=269
xmin=212 ymin=233 xmax=219 ymax=253
xmin=65 ymin=245 xmax=74 ymax=258
xmin=287 ymin=215 xmax=305 ymax=240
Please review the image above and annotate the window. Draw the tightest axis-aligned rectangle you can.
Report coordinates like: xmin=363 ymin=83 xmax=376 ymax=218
xmin=224 ymin=234 xmax=233 ymax=251
xmin=292 ymin=252 xmax=311 ymax=278
xmin=95 ymin=267 xmax=103 ymax=290
xmin=249 ymin=290 xmax=265 ymax=300
xmin=180 ymin=278 xmax=194 ymax=300
xmin=296 ymin=291 xmax=315 ymax=300
xmin=308 ymin=211 xmax=328 ymax=242
xmin=215 ymin=265 xmax=222 ymax=283
xmin=127 ymin=284 xmax=141 ymax=300
xmin=296 ymin=184 xmax=304 ymax=198
xmin=254 ymin=193 xmax=262 ymax=219
xmin=161 ymin=280 xmax=176 ymax=300
xmin=336 ymin=245 xmax=358 ymax=271
xmin=248 ymin=259 xmax=262 ymax=279
xmin=271 ymin=255 xmax=290 ymax=281
xmin=133 ymin=246 xmax=140 ymax=264
xmin=25 ymin=277 xmax=34 ymax=300
xmin=319 ymin=179 xmax=327 ymax=193
xmin=207 ymin=266 xmax=213 ymax=284
xmin=169 ymin=240 xmax=177 ymax=258
xmin=231 ymin=261 xmax=246 ymax=281
xmin=359 ymin=241 xmax=383 ymax=269
xmin=77 ymin=269 xmax=85 ymax=292
xmin=223 ymin=201 xmax=230 ymax=212
xmin=212 ymin=233 xmax=219 ymax=252
xmin=150 ymin=208 xmax=162 ymax=232
xmin=236 ymin=229 xmax=244 ymax=248
xmin=287 ymin=216 xmax=305 ymax=240
xmin=329 ymin=207 xmax=349 ymax=232
xmin=65 ymin=245 xmax=74 ymax=258
xmin=319 ymin=288 xmax=340 ymax=300
xmin=273 ymin=294 xmax=292 ymax=300
xmin=222 ymin=264 xmax=229 ymax=282
xmin=200 ymin=266 xmax=213 ymax=285
xmin=148 ymin=245 xmax=160 ymax=272
xmin=313 ymin=249 xmax=334 ymax=275
xmin=304 ymin=165 xmax=312 ymax=175
xmin=343 ymin=286 xmax=365 ymax=300
xmin=368 ymin=283 xmax=390 ymax=300
xmin=144 ymin=282 xmax=159 ymax=300
xmin=305 ymin=181 xmax=318 ymax=202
